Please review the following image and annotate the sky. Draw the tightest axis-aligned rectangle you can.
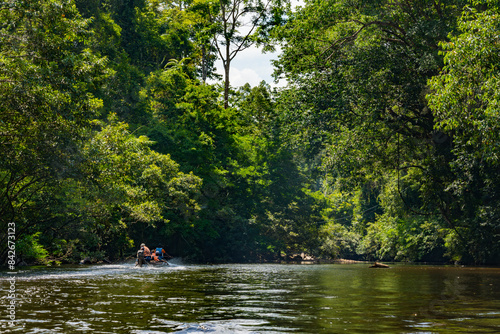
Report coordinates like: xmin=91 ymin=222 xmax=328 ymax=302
xmin=210 ymin=45 xmax=285 ymax=88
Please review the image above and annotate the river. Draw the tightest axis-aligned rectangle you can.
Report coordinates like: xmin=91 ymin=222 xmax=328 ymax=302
xmin=1 ymin=261 xmax=499 ymax=333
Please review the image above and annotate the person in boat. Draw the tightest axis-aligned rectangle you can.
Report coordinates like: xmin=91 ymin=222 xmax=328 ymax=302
xmin=149 ymin=249 xmax=170 ymax=265
xmin=155 ymin=245 xmax=165 ymax=260
xmin=155 ymin=244 xmax=172 ymax=260
xmin=141 ymin=243 xmax=151 ymax=263
xmin=151 ymin=249 xmax=169 ymax=264
xmin=136 ymin=246 xmax=145 ymax=267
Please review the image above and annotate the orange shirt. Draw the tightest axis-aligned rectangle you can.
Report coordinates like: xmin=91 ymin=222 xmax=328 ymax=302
xmin=143 ymin=246 xmax=151 ymax=257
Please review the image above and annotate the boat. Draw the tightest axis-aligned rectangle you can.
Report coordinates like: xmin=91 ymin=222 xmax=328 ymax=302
xmin=135 ymin=258 xmax=169 ymax=267
xmin=147 ymin=260 xmax=169 ymax=266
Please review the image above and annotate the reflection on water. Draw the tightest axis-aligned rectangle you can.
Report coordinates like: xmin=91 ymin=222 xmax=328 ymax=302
xmin=1 ymin=261 xmax=499 ymax=333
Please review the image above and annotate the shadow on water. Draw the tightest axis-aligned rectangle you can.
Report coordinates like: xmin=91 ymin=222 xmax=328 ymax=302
xmin=1 ymin=262 xmax=499 ymax=333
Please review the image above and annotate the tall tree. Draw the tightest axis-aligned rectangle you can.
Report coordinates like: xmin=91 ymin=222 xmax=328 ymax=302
xmin=427 ymin=3 xmax=500 ymax=263
xmin=141 ymin=60 xmax=242 ymax=260
xmin=68 ymin=116 xmax=202 ymax=260
xmin=0 ymin=0 xmax=109 ymax=263
xmin=74 ymin=0 xmax=195 ymax=124
xmin=191 ymin=0 xmax=285 ymax=107
xmin=271 ymin=0 xmax=484 ymax=261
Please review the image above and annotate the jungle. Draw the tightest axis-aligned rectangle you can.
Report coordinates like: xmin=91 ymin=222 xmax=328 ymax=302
xmin=1 ymin=0 xmax=499 ymax=265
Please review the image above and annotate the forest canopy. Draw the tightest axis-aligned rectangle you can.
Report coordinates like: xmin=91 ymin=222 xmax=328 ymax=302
xmin=1 ymin=0 xmax=499 ymax=265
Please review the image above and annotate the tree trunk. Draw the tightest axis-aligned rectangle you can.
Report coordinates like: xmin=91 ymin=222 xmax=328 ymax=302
xmin=224 ymin=61 xmax=230 ymax=109
xmin=202 ymin=44 xmax=208 ymax=83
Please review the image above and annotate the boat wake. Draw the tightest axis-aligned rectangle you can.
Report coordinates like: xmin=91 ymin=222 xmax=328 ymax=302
xmin=0 ymin=258 xmax=187 ymax=281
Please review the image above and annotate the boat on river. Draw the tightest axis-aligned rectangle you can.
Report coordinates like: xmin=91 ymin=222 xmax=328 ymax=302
xmin=135 ymin=258 xmax=169 ymax=267
xmin=136 ymin=244 xmax=171 ymax=267
xmin=147 ymin=260 xmax=169 ymax=266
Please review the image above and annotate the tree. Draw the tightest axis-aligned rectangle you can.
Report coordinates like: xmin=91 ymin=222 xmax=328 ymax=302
xmin=0 ymin=0 xmax=109 ymax=263
xmin=231 ymin=82 xmax=326 ymax=260
xmin=271 ymin=0 xmax=477 ymax=262
xmin=191 ymin=0 xmax=285 ymax=108
xmin=427 ymin=4 xmax=500 ymax=263
xmin=141 ymin=60 xmax=244 ymax=260
xmin=69 ymin=116 xmax=202 ymax=259
xmin=74 ymin=0 xmax=196 ymax=124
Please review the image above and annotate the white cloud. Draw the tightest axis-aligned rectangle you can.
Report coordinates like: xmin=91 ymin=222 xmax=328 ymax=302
xmin=230 ymin=67 xmax=264 ymax=87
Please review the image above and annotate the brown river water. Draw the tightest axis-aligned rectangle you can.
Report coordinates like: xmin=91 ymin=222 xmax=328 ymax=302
xmin=1 ymin=261 xmax=499 ymax=333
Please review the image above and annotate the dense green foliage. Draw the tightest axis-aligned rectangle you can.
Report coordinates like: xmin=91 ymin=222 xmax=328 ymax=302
xmin=1 ymin=0 xmax=499 ymax=265
xmin=272 ymin=0 xmax=499 ymax=264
